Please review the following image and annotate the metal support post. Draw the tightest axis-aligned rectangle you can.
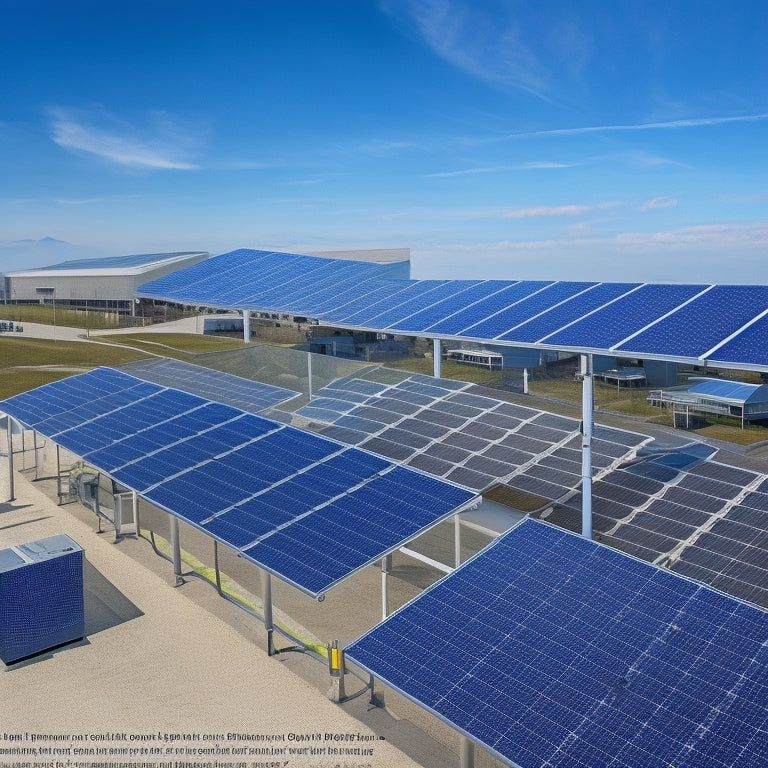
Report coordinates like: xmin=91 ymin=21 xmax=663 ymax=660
xmin=4 ymin=415 xmax=14 ymax=502
xmin=243 ymin=309 xmax=251 ymax=343
xmin=433 ymin=338 xmax=442 ymax=378
xmin=523 ymin=367 xmax=529 ymax=394
xmin=580 ymin=354 xmax=594 ymax=540
xmin=169 ymin=514 xmax=184 ymax=586
xmin=133 ymin=492 xmax=140 ymax=537
xmin=380 ymin=555 xmax=392 ymax=620
xmin=33 ymin=430 xmax=39 ymax=480
xmin=454 ymin=512 xmax=462 ymax=567
xmin=261 ymin=569 xmax=276 ymax=656
xmin=459 ymin=735 xmax=475 ymax=768
xmin=56 ymin=444 xmax=62 ymax=504
xmin=214 ymin=540 xmax=222 ymax=594
xmin=327 ymin=639 xmax=346 ymax=702
xmin=307 ymin=351 xmax=313 ymax=399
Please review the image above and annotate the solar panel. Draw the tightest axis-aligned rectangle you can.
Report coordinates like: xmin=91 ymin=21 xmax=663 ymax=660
xmin=135 ymin=249 xmax=768 ymax=369
xmin=0 ymin=367 xmax=478 ymax=598
xmin=118 ymin=358 xmax=300 ymax=413
xmin=346 ymin=518 xmax=768 ymax=768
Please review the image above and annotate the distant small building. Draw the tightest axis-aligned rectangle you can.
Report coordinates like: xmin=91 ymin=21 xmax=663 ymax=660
xmin=647 ymin=377 xmax=768 ymax=427
xmin=1 ymin=251 xmax=208 ymax=314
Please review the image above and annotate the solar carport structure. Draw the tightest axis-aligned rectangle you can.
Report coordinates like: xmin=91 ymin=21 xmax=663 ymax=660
xmin=137 ymin=248 xmax=768 ymax=541
xmin=347 ymin=519 xmax=768 ymax=768
xmin=0 ymin=367 xmax=478 ymax=641
xmin=137 ymin=248 xmax=768 ymax=370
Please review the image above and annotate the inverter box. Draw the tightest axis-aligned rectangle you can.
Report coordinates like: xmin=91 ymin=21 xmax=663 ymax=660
xmin=0 ymin=534 xmax=84 ymax=664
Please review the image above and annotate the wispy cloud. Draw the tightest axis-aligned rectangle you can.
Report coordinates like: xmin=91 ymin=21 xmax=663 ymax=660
xmin=48 ymin=106 xmax=203 ymax=170
xmin=641 ymin=196 xmax=678 ymax=211
xmin=379 ymin=0 xmax=567 ymax=100
xmin=503 ymin=201 xmax=620 ymax=219
xmin=425 ymin=160 xmax=575 ymax=178
xmin=507 ymin=114 xmax=768 ymax=139
xmin=504 ymin=204 xmax=591 ymax=219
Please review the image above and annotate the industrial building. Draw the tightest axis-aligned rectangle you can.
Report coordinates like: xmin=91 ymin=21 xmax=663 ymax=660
xmin=1 ymin=251 xmax=209 ymax=314
xmin=648 ymin=376 xmax=768 ymax=426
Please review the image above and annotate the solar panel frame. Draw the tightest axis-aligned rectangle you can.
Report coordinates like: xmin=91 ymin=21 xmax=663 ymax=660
xmin=346 ymin=518 xmax=768 ymax=768
xmin=0 ymin=366 xmax=479 ymax=599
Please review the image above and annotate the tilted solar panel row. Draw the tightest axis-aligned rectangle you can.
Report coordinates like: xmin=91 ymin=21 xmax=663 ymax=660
xmin=136 ymin=250 xmax=768 ymax=367
xmin=346 ymin=518 xmax=768 ymax=768
xmin=0 ymin=367 xmax=477 ymax=598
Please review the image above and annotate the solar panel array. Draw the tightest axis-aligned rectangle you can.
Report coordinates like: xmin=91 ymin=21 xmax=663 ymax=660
xmin=134 ymin=248 xmax=408 ymax=315
xmin=0 ymin=367 xmax=476 ymax=597
xmin=294 ymin=373 xmax=649 ymax=493
xmin=136 ymin=249 xmax=768 ymax=369
xmin=540 ymin=452 xmax=768 ymax=610
xmin=346 ymin=518 xmax=768 ymax=768
xmin=118 ymin=358 xmax=300 ymax=413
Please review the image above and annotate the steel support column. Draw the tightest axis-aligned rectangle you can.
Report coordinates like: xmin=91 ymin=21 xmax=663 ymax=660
xmin=169 ymin=514 xmax=184 ymax=585
xmin=243 ymin=309 xmax=251 ymax=343
xmin=580 ymin=354 xmax=594 ymax=539
xmin=261 ymin=569 xmax=276 ymax=656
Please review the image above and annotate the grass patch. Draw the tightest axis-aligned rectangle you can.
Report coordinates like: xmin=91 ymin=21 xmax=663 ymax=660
xmin=1 ymin=304 xmax=124 ymax=330
xmin=693 ymin=424 xmax=767 ymax=446
xmin=383 ymin=357 xmax=505 ymax=387
xmin=97 ymin=333 xmax=249 ymax=355
xmin=0 ymin=338 xmax=151 ymax=399
xmin=528 ymin=378 xmax=661 ymax=417
xmin=0 ymin=333 xmax=251 ymax=399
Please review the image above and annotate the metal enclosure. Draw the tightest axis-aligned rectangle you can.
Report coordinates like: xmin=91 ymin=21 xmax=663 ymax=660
xmin=0 ymin=534 xmax=84 ymax=664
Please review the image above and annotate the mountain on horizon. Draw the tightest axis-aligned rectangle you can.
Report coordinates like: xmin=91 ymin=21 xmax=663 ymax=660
xmin=0 ymin=237 xmax=109 ymax=272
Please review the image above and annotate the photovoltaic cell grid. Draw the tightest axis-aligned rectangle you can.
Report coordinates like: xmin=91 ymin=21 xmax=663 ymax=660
xmin=346 ymin=518 xmax=768 ymax=768
xmin=295 ymin=374 xmax=648 ymax=493
xmin=136 ymin=249 xmax=768 ymax=368
xmin=545 ymin=456 xmax=768 ymax=609
xmin=118 ymin=358 xmax=300 ymax=414
xmin=0 ymin=367 xmax=476 ymax=598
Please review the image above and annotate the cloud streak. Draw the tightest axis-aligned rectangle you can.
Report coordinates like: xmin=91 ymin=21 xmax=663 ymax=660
xmin=504 ymin=201 xmax=621 ymax=219
xmin=48 ymin=107 xmax=202 ymax=170
xmin=507 ymin=114 xmax=768 ymax=139
xmin=641 ymin=197 xmax=678 ymax=211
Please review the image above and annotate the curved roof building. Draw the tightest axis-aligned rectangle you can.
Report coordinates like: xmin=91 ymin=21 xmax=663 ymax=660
xmin=2 ymin=251 xmax=209 ymax=312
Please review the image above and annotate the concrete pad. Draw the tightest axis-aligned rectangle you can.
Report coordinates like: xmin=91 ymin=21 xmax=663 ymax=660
xmin=0 ymin=472 xmax=425 ymax=768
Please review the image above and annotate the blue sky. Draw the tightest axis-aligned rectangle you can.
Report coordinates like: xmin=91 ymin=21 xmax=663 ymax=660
xmin=1 ymin=0 xmax=767 ymax=282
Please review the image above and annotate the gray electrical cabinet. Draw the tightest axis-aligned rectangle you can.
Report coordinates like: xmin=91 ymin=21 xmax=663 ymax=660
xmin=0 ymin=534 xmax=85 ymax=664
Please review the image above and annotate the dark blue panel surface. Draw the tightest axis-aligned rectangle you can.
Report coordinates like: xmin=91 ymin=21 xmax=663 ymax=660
xmin=384 ymin=281 xmax=511 ymax=332
xmin=338 ymin=280 xmax=449 ymax=327
xmin=364 ymin=281 xmax=482 ymax=329
xmin=699 ymin=311 xmax=768 ymax=367
xmin=346 ymin=518 xmax=768 ymax=768
xmin=423 ymin=281 xmax=551 ymax=335
xmin=619 ymin=286 xmax=768 ymax=358
xmin=499 ymin=282 xmax=640 ymax=343
xmin=460 ymin=281 xmax=598 ymax=340
xmin=544 ymin=283 xmax=708 ymax=349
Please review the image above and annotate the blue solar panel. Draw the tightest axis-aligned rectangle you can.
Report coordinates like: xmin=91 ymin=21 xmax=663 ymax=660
xmin=460 ymin=281 xmax=598 ymax=340
xmin=241 ymin=466 xmax=475 ymax=595
xmin=423 ymin=281 xmax=552 ymax=336
xmin=317 ymin=280 xmax=413 ymax=322
xmin=0 ymin=366 xmax=478 ymax=597
xmin=543 ymin=283 xmax=709 ymax=349
xmin=362 ymin=280 xmax=482 ymax=329
xmin=384 ymin=280 xmax=511 ymax=332
xmin=119 ymin=358 xmax=300 ymax=413
xmin=622 ymin=285 xmax=768 ymax=359
xmin=498 ymin=282 xmax=640 ymax=343
xmin=709 ymin=314 xmax=768 ymax=367
xmin=346 ymin=518 xmax=768 ymax=768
